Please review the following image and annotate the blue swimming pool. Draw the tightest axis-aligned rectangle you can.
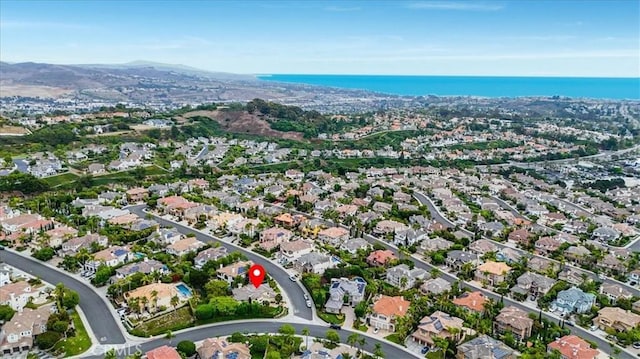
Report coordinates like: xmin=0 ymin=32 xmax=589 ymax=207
xmin=176 ymin=283 xmax=192 ymax=297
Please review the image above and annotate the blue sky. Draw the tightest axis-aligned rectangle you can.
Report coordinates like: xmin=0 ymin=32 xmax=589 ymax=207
xmin=1 ymin=0 xmax=638 ymax=77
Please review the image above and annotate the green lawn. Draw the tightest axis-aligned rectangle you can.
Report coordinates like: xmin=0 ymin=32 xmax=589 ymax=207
xmin=54 ymin=311 xmax=92 ymax=357
xmin=317 ymin=312 xmax=345 ymax=325
xmin=426 ymin=350 xmax=444 ymax=359
xmin=43 ymin=172 xmax=79 ymax=187
xmin=131 ymin=307 xmax=195 ymax=337
xmin=384 ymin=333 xmax=404 ymax=345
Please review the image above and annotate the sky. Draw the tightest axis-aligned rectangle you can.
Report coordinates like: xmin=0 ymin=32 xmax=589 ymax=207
xmin=1 ymin=0 xmax=639 ymax=77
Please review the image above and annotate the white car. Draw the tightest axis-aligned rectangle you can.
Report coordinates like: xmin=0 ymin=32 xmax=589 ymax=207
xmin=305 ymin=300 xmax=312 ymax=308
xmin=373 ymin=327 xmax=379 ymax=334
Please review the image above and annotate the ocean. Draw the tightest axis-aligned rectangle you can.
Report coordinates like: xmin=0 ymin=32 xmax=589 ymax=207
xmin=258 ymin=74 xmax=640 ymax=100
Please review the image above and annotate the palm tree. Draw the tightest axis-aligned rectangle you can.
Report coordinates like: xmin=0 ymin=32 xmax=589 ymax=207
xmin=373 ymin=343 xmax=384 ymax=359
xmin=104 ymin=348 xmax=117 ymax=359
xmin=151 ymin=290 xmax=158 ymax=312
xmin=430 ymin=267 xmax=441 ymax=279
xmin=347 ymin=332 xmax=360 ymax=351
xmin=399 ymin=276 xmax=409 ymax=290
xmin=302 ymin=327 xmax=310 ymax=350
xmin=170 ymin=295 xmax=180 ymax=317
xmin=140 ymin=296 xmax=149 ymax=313
xmin=54 ymin=283 xmax=66 ymax=310
xmin=165 ymin=330 xmax=174 ymax=344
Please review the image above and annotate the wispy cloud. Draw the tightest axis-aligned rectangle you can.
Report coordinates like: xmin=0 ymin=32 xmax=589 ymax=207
xmin=324 ymin=6 xmax=362 ymax=12
xmin=406 ymin=1 xmax=504 ymax=11
xmin=0 ymin=20 xmax=93 ymax=30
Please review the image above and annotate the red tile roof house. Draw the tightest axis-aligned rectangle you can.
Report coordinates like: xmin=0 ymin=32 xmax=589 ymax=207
xmin=366 ymin=250 xmax=397 ymax=267
xmin=146 ymin=345 xmax=181 ymax=359
xmin=547 ymin=335 xmax=598 ymax=359
xmin=258 ymin=227 xmax=293 ymax=251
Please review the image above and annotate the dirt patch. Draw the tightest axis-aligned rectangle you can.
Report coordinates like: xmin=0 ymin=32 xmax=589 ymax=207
xmin=181 ymin=110 xmax=304 ymax=141
xmin=0 ymin=126 xmax=30 ymax=135
xmin=0 ymin=84 xmax=73 ymax=98
xmin=86 ymin=130 xmax=133 ymax=138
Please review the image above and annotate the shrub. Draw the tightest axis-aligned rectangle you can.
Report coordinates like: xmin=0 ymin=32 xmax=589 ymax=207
xmin=177 ymin=340 xmax=196 ymax=357
xmin=35 ymin=331 xmax=62 ymax=349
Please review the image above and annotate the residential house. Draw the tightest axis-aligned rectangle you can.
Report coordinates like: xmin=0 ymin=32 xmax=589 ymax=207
xmin=511 ymin=272 xmax=556 ymax=299
xmin=318 ymin=227 xmax=350 ymax=247
xmin=496 ymin=248 xmax=522 ymax=264
xmin=385 ymin=264 xmax=428 ymax=290
xmin=324 ymin=277 xmax=367 ymax=314
xmin=0 ymin=304 xmax=54 ymax=355
xmin=419 ymin=237 xmax=454 ymax=253
xmin=0 ymin=281 xmax=36 ymax=311
xmin=0 ymin=266 xmax=10 ymax=287
xmin=125 ymin=187 xmax=149 ymax=202
xmin=494 ymin=306 xmax=533 ymax=341
xmin=547 ymin=335 xmax=598 ymax=359
xmin=456 ymin=335 xmax=516 ymax=359
xmin=44 ymin=226 xmax=78 ymax=247
xmin=420 ymin=277 xmax=452 ymax=296
xmin=85 ymin=246 xmax=131 ymax=272
xmin=293 ymin=252 xmax=337 ymax=274
xmin=114 ymin=259 xmax=169 ymax=281
xmin=366 ymin=250 xmax=397 ymax=267
xmin=259 ymin=227 xmax=293 ymax=251
xmin=539 ymin=212 xmax=568 ymax=227
xmin=446 ymin=251 xmax=479 ymax=271
xmin=149 ymin=228 xmax=183 ymax=245
xmin=340 ymin=237 xmax=371 ymax=254
xmin=232 ymin=284 xmax=277 ymax=303
xmin=146 ymin=345 xmax=181 ymax=359
xmin=598 ymin=254 xmax=626 ymax=274
xmin=197 ymin=338 xmax=251 ymax=359
xmin=61 ymin=233 xmax=108 ymax=254
xmin=600 ymin=283 xmax=633 ymax=304
xmin=374 ymin=220 xmax=408 ymax=235
xmin=558 ymin=267 xmax=592 ymax=286
xmin=592 ymin=227 xmax=621 ymax=242
xmin=278 ymin=240 xmax=314 ymax=264
xmin=273 ymin=213 xmax=305 ymax=229
xmin=166 ymin=237 xmax=205 ymax=256
xmin=469 ymin=240 xmax=498 ymax=256
xmin=551 ymin=287 xmax=596 ymax=315
xmin=594 ymin=307 xmax=640 ymax=332
xmin=124 ymin=283 xmax=189 ymax=311
xmin=453 ymin=291 xmax=487 ymax=312
xmin=411 ymin=311 xmax=465 ymax=346
xmin=394 ymin=229 xmax=428 ymax=247
xmin=475 ymin=261 xmax=512 ymax=286
xmin=194 ymin=247 xmax=228 ymax=269
xmin=565 ymin=246 xmax=592 ymax=265
xmin=535 ymin=236 xmax=562 ymax=256
xmin=217 ymin=261 xmax=252 ymax=285
xmin=507 ymin=229 xmax=532 ymax=246
xmin=368 ymin=295 xmax=411 ymax=332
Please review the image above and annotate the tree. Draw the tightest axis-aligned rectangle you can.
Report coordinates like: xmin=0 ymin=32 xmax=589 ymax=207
xmin=278 ymin=324 xmax=296 ymax=336
xmin=302 ymin=327 xmax=310 ymax=350
xmin=62 ymin=288 xmax=80 ymax=309
xmin=33 ymin=247 xmax=55 ymax=261
xmin=325 ymin=329 xmax=340 ymax=347
xmin=35 ymin=331 xmax=62 ymax=349
xmin=177 ymin=340 xmax=196 ymax=357
xmin=373 ymin=343 xmax=385 ymax=358
xmin=275 ymin=293 xmax=283 ymax=304
xmin=347 ymin=332 xmax=361 ymax=351
xmin=170 ymin=295 xmax=180 ymax=316
xmin=0 ymin=304 xmax=15 ymax=321
xmin=165 ymin=330 xmax=175 ymax=343
xmin=265 ymin=351 xmax=281 ymax=359
xmin=204 ymin=279 xmax=230 ymax=297
xmin=104 ymin=349 xmax=117 ymax=359
xmin=354 ymin=301 xmax=367 ymax=318
xmin=93 ymin=265 xmax=113 ymax=287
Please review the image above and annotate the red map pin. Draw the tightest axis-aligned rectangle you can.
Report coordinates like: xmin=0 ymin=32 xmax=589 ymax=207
xmin=248 ymin=264 xmax=266 ymax=288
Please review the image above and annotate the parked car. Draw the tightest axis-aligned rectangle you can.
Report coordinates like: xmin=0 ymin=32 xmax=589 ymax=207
xmin=565 ymin=321 xmax=575 ymax=327
xmin=590 ymin=325 xmax=598 ymax=331
xmin=633 ymin=342 xmax=640 ymax=349
xmin=289 ymin=275 xmax=297 ymax=281
xmin=373 ymin=327 xmax=379 ymax=334
xmin=306 ymin=300 xmax=312 ymax=308
xmin=304 ymin=294 xmax=309 ymax=300
xmin=329 ymin=324 xmax=341 ymax=330
xmin=421 ymin=347 xmax=429 ymax=354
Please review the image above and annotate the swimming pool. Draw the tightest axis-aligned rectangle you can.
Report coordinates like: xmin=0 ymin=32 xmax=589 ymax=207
xmin=175 ymin=283 xmax=192 ymax=297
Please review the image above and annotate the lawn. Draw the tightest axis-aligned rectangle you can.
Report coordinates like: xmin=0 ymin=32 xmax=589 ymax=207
xmin=43 ymin=172 xmax=79 ymax=187
xmin=130 ymin=307 xmax=195 ymax=337
xmin=384 ymin=333 xmax=404 ymax=345
xmin=426 ymin=350 xmax=444 ymax=359
xmin=317 ymin=312 xmax=345 ymax=325
xmin=54 ymin=311 xmax=92 ymax=357
xmin=197 ymin=306 xmax=285 ymax=325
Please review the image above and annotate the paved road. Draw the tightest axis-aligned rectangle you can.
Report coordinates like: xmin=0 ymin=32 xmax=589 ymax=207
xmin=85 ymin=321 xmax=419 ymax=359
xmin=128 ymin=205 xmax=314 ymax=321
xmin=0 ymin=250 xmax=126 ymax=344
xmin=279 ymin=200 xmax=632 ymax=358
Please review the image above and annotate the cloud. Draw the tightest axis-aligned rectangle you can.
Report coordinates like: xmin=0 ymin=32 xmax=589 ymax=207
xmin=406 ymin=1 xmax=504 ymax=11
xmin=0 ymin=20 xmax=93 ymax=30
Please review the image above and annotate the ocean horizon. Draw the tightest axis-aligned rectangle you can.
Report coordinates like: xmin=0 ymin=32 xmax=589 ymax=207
xmin=257 ymin=74 xmax=640 ymax=100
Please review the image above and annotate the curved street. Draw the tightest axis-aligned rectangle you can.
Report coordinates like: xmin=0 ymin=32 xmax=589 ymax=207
xmin=128 ymin=205 xmax=314 ymax=321
xmin=84 ymin=321 xmax=419 ymax=359
xmin=0 ymin=249 xmax=126 ymax=344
